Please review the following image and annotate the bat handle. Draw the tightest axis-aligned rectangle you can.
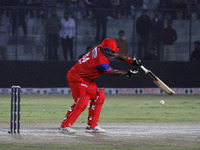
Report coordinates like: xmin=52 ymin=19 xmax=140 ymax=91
xmin=140 ymin=65 xmax=149 ymax=74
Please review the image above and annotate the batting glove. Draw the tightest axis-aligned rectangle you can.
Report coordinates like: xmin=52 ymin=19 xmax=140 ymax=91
xmin=132 ymin=57 xmax=142 ymax=66
xmin=127 ymin=68 xmax=139 ymax=78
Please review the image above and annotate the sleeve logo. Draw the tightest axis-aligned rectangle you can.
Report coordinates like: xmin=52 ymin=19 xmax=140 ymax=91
xmin=92 ymin=47 xmax=97 ymax=58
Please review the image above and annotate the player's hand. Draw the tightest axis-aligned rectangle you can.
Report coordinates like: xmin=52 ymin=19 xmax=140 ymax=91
xmin=132 ymin=57 xmax=142 ymax=66
xmin=126 ymin=68 xmax=138 ymax=78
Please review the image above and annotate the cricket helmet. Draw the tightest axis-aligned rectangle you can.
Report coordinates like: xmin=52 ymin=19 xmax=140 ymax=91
xmin=101 ymin=38 xmax=119 ymax=52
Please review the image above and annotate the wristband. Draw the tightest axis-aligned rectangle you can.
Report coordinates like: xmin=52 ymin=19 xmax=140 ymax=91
xmin=125 ymin=56 xmax=133 ymax=64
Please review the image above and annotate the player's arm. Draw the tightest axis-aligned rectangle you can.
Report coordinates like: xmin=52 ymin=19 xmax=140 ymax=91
xmin=114 ymin=53 xmax=142 ymax=66
xmin=96 ymin=64 xmax=138 ymax=77
xmin=107 ymin=68 xmax=128 ymax=76
xmin=108 ymin=68 xmax=138 ymax=78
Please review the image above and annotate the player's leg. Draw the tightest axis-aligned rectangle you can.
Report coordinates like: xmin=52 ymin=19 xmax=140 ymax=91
xmin=86 ymin=88 xmax=106 ymax=133
xmin=63 ymin=102 xmax=76 ymax=120
xmin=62 ymin=80 xmax=85 ymax=121
xmin=87 ymin=100 xmax=95 ymax=126
xmin=86 ymin=82 xmax=98 ymax=126
xmin=60 ymin=80 xmax=90 ymax=133
xmin=61 ymin=95 xmax=90 ymax=128
xmin=90 ymin=88 xmax=105 ymax=129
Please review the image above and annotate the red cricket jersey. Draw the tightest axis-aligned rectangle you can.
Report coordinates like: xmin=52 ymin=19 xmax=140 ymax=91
xmin=67 ymin=45 xmax=111 ymax=83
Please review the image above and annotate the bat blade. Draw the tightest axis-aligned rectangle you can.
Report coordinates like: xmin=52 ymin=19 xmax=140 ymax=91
xmin=147 ymin=71 xmax=175 ymax=95
xmin=140 ymin=65 xmax=175 ymax=95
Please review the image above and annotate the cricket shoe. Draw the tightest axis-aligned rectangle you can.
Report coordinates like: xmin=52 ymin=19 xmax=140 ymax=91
xmin=85 ymin=125 xmax=106 ymax=133
xmin=59 ymin=127 xmax=76 ymax=133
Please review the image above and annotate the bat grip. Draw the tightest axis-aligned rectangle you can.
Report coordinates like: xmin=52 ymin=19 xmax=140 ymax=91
xmin=140 ymin=65 xmax=149 ymax=74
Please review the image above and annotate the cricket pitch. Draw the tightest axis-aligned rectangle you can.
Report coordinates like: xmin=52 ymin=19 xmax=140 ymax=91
xmin=0 ymin=123 xmax=200 ymax=147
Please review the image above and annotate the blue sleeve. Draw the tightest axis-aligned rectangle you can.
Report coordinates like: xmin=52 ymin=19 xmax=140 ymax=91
xmin=96 ymin=64 xmax=111 ymax=73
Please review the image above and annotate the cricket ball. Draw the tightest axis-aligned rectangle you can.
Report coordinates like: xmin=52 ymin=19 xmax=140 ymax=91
xmin=160 ymin=100 xmax=165 ymax=105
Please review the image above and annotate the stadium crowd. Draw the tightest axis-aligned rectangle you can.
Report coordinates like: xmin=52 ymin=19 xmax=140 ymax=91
xmin=0 ymin=0 xmax=200 ymax=61
xmin=1 ymin=0 xmax=200 ymax=20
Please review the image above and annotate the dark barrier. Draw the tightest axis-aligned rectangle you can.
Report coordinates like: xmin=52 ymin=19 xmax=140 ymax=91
xmin=0 ymin=61 xmax=200 ymax=88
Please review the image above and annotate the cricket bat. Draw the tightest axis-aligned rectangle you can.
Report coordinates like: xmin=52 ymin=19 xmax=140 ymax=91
xmin=140 ymin=65 xmax=175 ymax=95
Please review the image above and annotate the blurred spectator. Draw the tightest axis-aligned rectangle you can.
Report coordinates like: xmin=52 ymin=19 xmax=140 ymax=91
xmin=46 ymin=9 xmax=61 ymax=61
xmin=130 ymin=0 xmax=147 ymax=19
xmin=157 ymin=0 xmax=174 ymax=19
xmin=78 ymin=45 xmax=93 ymax=59
xmin=12 ymin=0 xmax=27 ymax=35
xmin=42 ymin=0 xmax=57 ymax=17
xmin=27 ymin=0 xmax=42 ymax=18
xmin=62 ymin=0 xmax=71 ymax=10
xmin=42 ymin=0 xmax=57 ymax=6
xmin=163 ymin=19 xmax=177 ymax=61
xmin=62 ymin=0 xmax=87 ymax=19
xmin=190 ymin=41 xmax=200 ymax=61
xmin=118 ymin=0 xmax=131 ymax=18
xmin=115 ymin=30 xmax=129 ymax=55
xmin=189 ymin=0 xmax=200 ymax=19
xmin=94 ymin=0 xmax=111 ymax=42
xmin=109 ymin=0 xmax=120 ymax=19
xmin=144 ymin=47 xmax=157 ymax=60
xmin=0 ymin=16 xmax=9 ymax=60
xmin=67 ymin=0 xmax=77 ymax=18
xmin=59 ymin=11 xmax=75 ymax=61
xmin=77 ymin=0 xmax=87 ymax=18
xmin=172 ymin=0 xmax=187 ymax=19
xmin=85 ymin=0 xmax=95 ymax=18
xmin=151 ymin=10 xmax=164 ymax=60
xmin=0 ymin=1 xmax=13 ymax=18
xmin=0 ymin=0 xmax=5 ymax=16
xmin=136 ymin=10 xmax=151 ymax=58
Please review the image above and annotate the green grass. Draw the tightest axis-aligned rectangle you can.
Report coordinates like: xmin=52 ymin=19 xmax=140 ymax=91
xmin=0 ymin=94 xmax=200 ymax=150
xmin=0 ymin=94 xmax=200 ymax=124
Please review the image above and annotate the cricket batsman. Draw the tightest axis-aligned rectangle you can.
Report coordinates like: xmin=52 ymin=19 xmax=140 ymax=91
xmin=60 ymin=38 xmax=142 ymax=133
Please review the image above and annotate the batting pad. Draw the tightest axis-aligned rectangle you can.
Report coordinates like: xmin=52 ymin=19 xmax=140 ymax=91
xmin=90 ymin=88 xmax=105 ymax=129
xmin=61 ymin=95 xmax=90 ymax=128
